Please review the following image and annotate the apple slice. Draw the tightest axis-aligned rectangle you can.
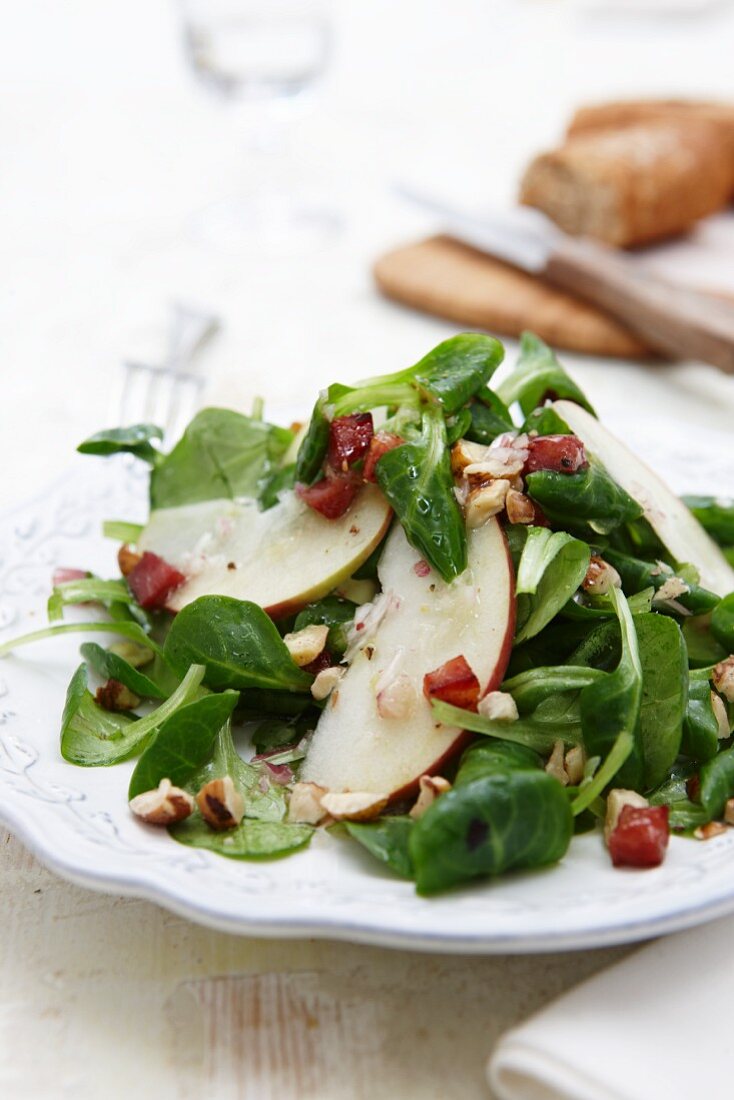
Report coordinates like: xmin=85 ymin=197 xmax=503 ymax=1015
xmin=300 ymin=518 xmax=515 ymax=799
xmin=137 ymin=486 xmax=392 ymax=618
xmin=553 ymin=400 xmax=734 ymax=597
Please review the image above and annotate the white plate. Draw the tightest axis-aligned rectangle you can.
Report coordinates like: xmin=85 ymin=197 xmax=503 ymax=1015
xmin=1 ymin=419 xmax=734 ymax=954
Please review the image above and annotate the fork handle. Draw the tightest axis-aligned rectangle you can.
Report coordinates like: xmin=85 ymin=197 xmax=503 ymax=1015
xmin=545 ymin=237 xmax=734 ymax=372
xmin=166 ymin=303 xmax=220 ymax=370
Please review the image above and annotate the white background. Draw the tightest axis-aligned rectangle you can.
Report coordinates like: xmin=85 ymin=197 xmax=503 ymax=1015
xmin=2 ymin=0 xmax=734 ymax=510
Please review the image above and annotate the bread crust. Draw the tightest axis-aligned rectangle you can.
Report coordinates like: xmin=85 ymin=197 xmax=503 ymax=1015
xmin=519 ymin=121 xmax=733 ymax=247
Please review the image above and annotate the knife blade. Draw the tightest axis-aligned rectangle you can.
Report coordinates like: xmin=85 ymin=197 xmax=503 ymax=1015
xmin=396 ymin=184 xmax=734 ymax=373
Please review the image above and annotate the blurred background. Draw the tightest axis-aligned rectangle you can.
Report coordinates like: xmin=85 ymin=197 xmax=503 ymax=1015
xmin=3 ymin=0 xmax=734 ymax=506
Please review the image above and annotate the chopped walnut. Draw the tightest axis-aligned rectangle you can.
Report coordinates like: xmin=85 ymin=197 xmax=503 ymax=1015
xmin=118 ymin=544 xmax=142 ymax=577
xmin=129 ymin=778 xmax=194 ymax=825
xmin=108 ymin=641 xmax=154 ymax=668
xmin=95 ymin=679 xmax=140 ymax=712
xmin=545 ymin=740 xmax=568 ymax=786
xmin=283 ymin=624 xmax=330 ymax=667
xmin=505 ymin=488 xmax=535 ymax=525
xmin=377 ymin=673 xmax=417 ymax=720
xmin=604 ymin=789 xmax=649 ymax=844
xmin=288 ymin=782 xmax=328 ymax=825
xmin=311 ymin=665 xmax=345 ymax=701
xmin=465 ymin=479 xmax=511 ymax=529
xmin=694 ymin=821 xmax=728 ymax=841
xmin=319 ymin=790 xmax=388 ymax=821
xmin=583 ymin=555 xmax=622 ymax=596
xmin=196 ymin=775 xmax=245 ymax=830
xmin=653 ymin=576 xmax=690 ymax=604
xmin=409 ymin=775 xmax=451 ymax=819
xmin=477 ymin=691 xmax=518 ymax=722
xmin=711 ymin=692 xmax=731 ymax=739
xmin=713 ymin=656 xmax=734 ymax=703
xmin=564 ymin=745 xmax=586 ymax=786
xmin=450 ymin=438 xmax=488 ymax=477
xmin=725 ymin=798 xmax=734 ymax=826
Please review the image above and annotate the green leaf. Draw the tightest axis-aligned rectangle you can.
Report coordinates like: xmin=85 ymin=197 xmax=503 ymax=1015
xmin=635 ymin=614 xmax=688 ymax=789
xmin=258 ymin=464 xmax=296 ymax=510
xmin=526 ymin=462 xmax=643 ymax=536
xmin=409 ymin=739 xmax=572 ymax=894
xmin=501 ymin=665 xmax=606 ymax=713
xmin=683 ymin=496 xmax=734 ymax=548
xmin=344 ymin=817 xmax=414 ymax=878
xmin=128 ymin=692 xmax=240 ymax=798
xmin=375 ymin=406 xmax=467 ymax=582
xmin=514 ymin=527 xmax=590 ymax=643
xmin=164 ymin=596 xmax=312 ymax=693
xmin=410 ymin=334 xmax=504 ymax=415
xmin=294 ymin=596 xmax=358 ymax=657
xmin=682 ymin=676 xmax=720 ymax=764
xmin=683 ymin=614 xmax=728 ymax=669
xmin=47 ymin=577 xmax=137 ymax=623
xmin=61 ymin=663 xmax=205 ymax=767
xmin=0 ymin=618 xmax=164 ymax=660
xmin=464 ymin=387 xmax=514 ymax=444
xmin=497 ymin=332 xmax=595 ymax=416
xmin=572 ymin=588 xmax=641 ymax=810
xmin=521 ymin=405 xmax=571 ymax=437
xmin=103 ymin=520 xmax=144 ymax=543
xmin=80 ymin=641 xmax=167 ymax=700
xmin=430 ymin=697 xmax=583 ymax=752
xmin=295 ymin=384 xmax=352 ymax=485
xmin=77 ymin=423 xmax=163 ymax=463
xmin=150 ymin=408 xmax=293 ymax=509
xmin=604 ymin=548 xmax=719 ymax=617
xmin=712 ymin=593 xmax=734 ymax=652
xmin=170 ymin=816 xmax=313 ymax=860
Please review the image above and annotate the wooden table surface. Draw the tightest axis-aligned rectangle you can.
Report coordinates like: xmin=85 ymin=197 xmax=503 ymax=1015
xmin=0 ymin=828 xmax=630 ymax=1098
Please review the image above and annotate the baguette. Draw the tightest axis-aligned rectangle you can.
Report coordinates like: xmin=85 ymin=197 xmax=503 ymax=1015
xmin=567 ymin=99 xmax=734 ymax=172
xmin=519 ymin=121 xmax=732 ymax=247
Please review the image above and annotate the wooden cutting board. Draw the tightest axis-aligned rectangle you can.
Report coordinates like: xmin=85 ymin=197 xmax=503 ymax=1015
xmin=373 ymin=235 xmax=653 ymax=359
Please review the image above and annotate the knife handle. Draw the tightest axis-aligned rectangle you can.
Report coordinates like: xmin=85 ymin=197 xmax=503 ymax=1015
xmin=545 ymin=237 xmax=734 ymax=372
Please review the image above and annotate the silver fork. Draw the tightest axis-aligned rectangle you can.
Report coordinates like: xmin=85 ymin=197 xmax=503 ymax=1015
xmin=117 ymin=302 xmax=220 ymax=446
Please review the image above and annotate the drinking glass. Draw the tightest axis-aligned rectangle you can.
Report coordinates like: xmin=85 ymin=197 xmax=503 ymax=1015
xmin=178 ymin=0 xmax=340 ymax=253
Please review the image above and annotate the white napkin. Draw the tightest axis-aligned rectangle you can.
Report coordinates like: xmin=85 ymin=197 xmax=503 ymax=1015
xmin=489 ymin=915 xmax=734 ymax=1100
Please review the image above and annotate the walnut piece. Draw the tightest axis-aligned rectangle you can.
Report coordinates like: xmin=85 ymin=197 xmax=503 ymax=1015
xmin=319 ymin=790 xmax=388 ymax=822
xmin=694 ymin=821 xmax=728 ymax=841
xmin=196 ymin=775 xmax=245 ymax=830
xmin=713 ymin=656 xmax=734 ymax=704
xmin=724 ymin=798 xmax=734 ymax=826
xmin=288 ymin=782 xmax=328 ymax=825
xmin=477 ymin=690 xmax=519 ymax=722
xmin=711 ymin=692 xmax=731 ymax=739
xmin=283 ymin=624 xmax=330 ymax=667
xmin=545 ymin=740 xmax=569 ymax=786
xmin=409 ymin=775 xmax=451 ymax=819
xmin=95 ymin=678 xmax=140 ymax=712
xmin=311 ymin=665 xmax=345 ymax=701
xmin=604 ymin=789 xmax=649 ymax=844
xmin=129 ymin=778 xmax=194 ymax=826
xmin=505 ymin=488 xmax=535 ymax=525
xmin=465 ymin=479 xmax=511 ymax=529
xmin=450 ymin=438 xmax=488 ymax=477
xmin=118 ymin=544 xmax=142 ymax=577
xmin=564 ymin=745 xmax=586 ymax=786
xmin=583 ymin=555 xmax=622 ymax=596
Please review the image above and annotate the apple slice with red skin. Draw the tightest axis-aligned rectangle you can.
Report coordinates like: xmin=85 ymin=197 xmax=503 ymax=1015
xmin=553 ymin=400 xmax=734 ymax=597
xmin=137 ymin=486 xmax=392 ymax=618
xmin=300 ymin=518 xmax=515 ymax=801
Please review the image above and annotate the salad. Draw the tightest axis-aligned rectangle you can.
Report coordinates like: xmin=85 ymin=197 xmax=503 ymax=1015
xmin=4 ymin=332 xmax=734 ymax=895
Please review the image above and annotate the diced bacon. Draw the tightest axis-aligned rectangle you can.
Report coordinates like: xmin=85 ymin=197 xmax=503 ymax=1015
xmin=524 ymin=435 xmax=588 ymax=475
xmin=608 ymin=804 xmax=669 ymax=868
xmin=127 ymin=551 xmax=186 ymax=610
xmin=327 ymin=413 xmax=374 ymax=471
xmin=52 ymin=567 xmax=88 ymax=586
xmin=423 ymin=655 xmax=481 ymax=711
xmin=296 ymin=470 xmax=360 ymax=519
xmin=363 ymin=432 xmax=404 ymax=483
